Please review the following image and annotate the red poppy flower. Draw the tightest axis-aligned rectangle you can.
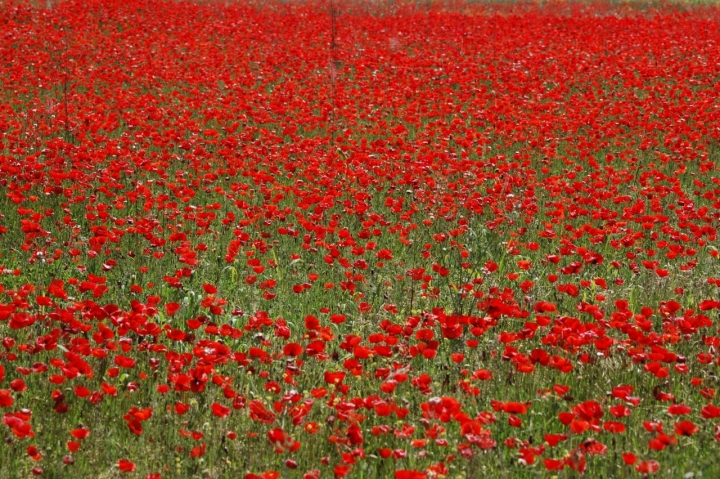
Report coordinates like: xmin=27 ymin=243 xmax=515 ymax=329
xmin=118 ymin=460 xmax=136 ymax=473
xmin=635 ymin=460 xmax=660 ymax=474
xmin=211 ymin=403 xmax=231 ymax=418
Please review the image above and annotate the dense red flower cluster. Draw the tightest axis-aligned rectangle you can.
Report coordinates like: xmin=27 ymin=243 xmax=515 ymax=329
xmin=1 ymin=0 xmax=720 ymax=477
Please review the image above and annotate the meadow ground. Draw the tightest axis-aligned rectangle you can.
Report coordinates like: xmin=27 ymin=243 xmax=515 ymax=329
xmin=1 ymin=0 xmax=720 ymax=477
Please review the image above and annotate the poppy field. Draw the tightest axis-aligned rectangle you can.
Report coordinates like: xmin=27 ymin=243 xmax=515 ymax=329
xmin=1 ymin=0 xmax=720 ymax=477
